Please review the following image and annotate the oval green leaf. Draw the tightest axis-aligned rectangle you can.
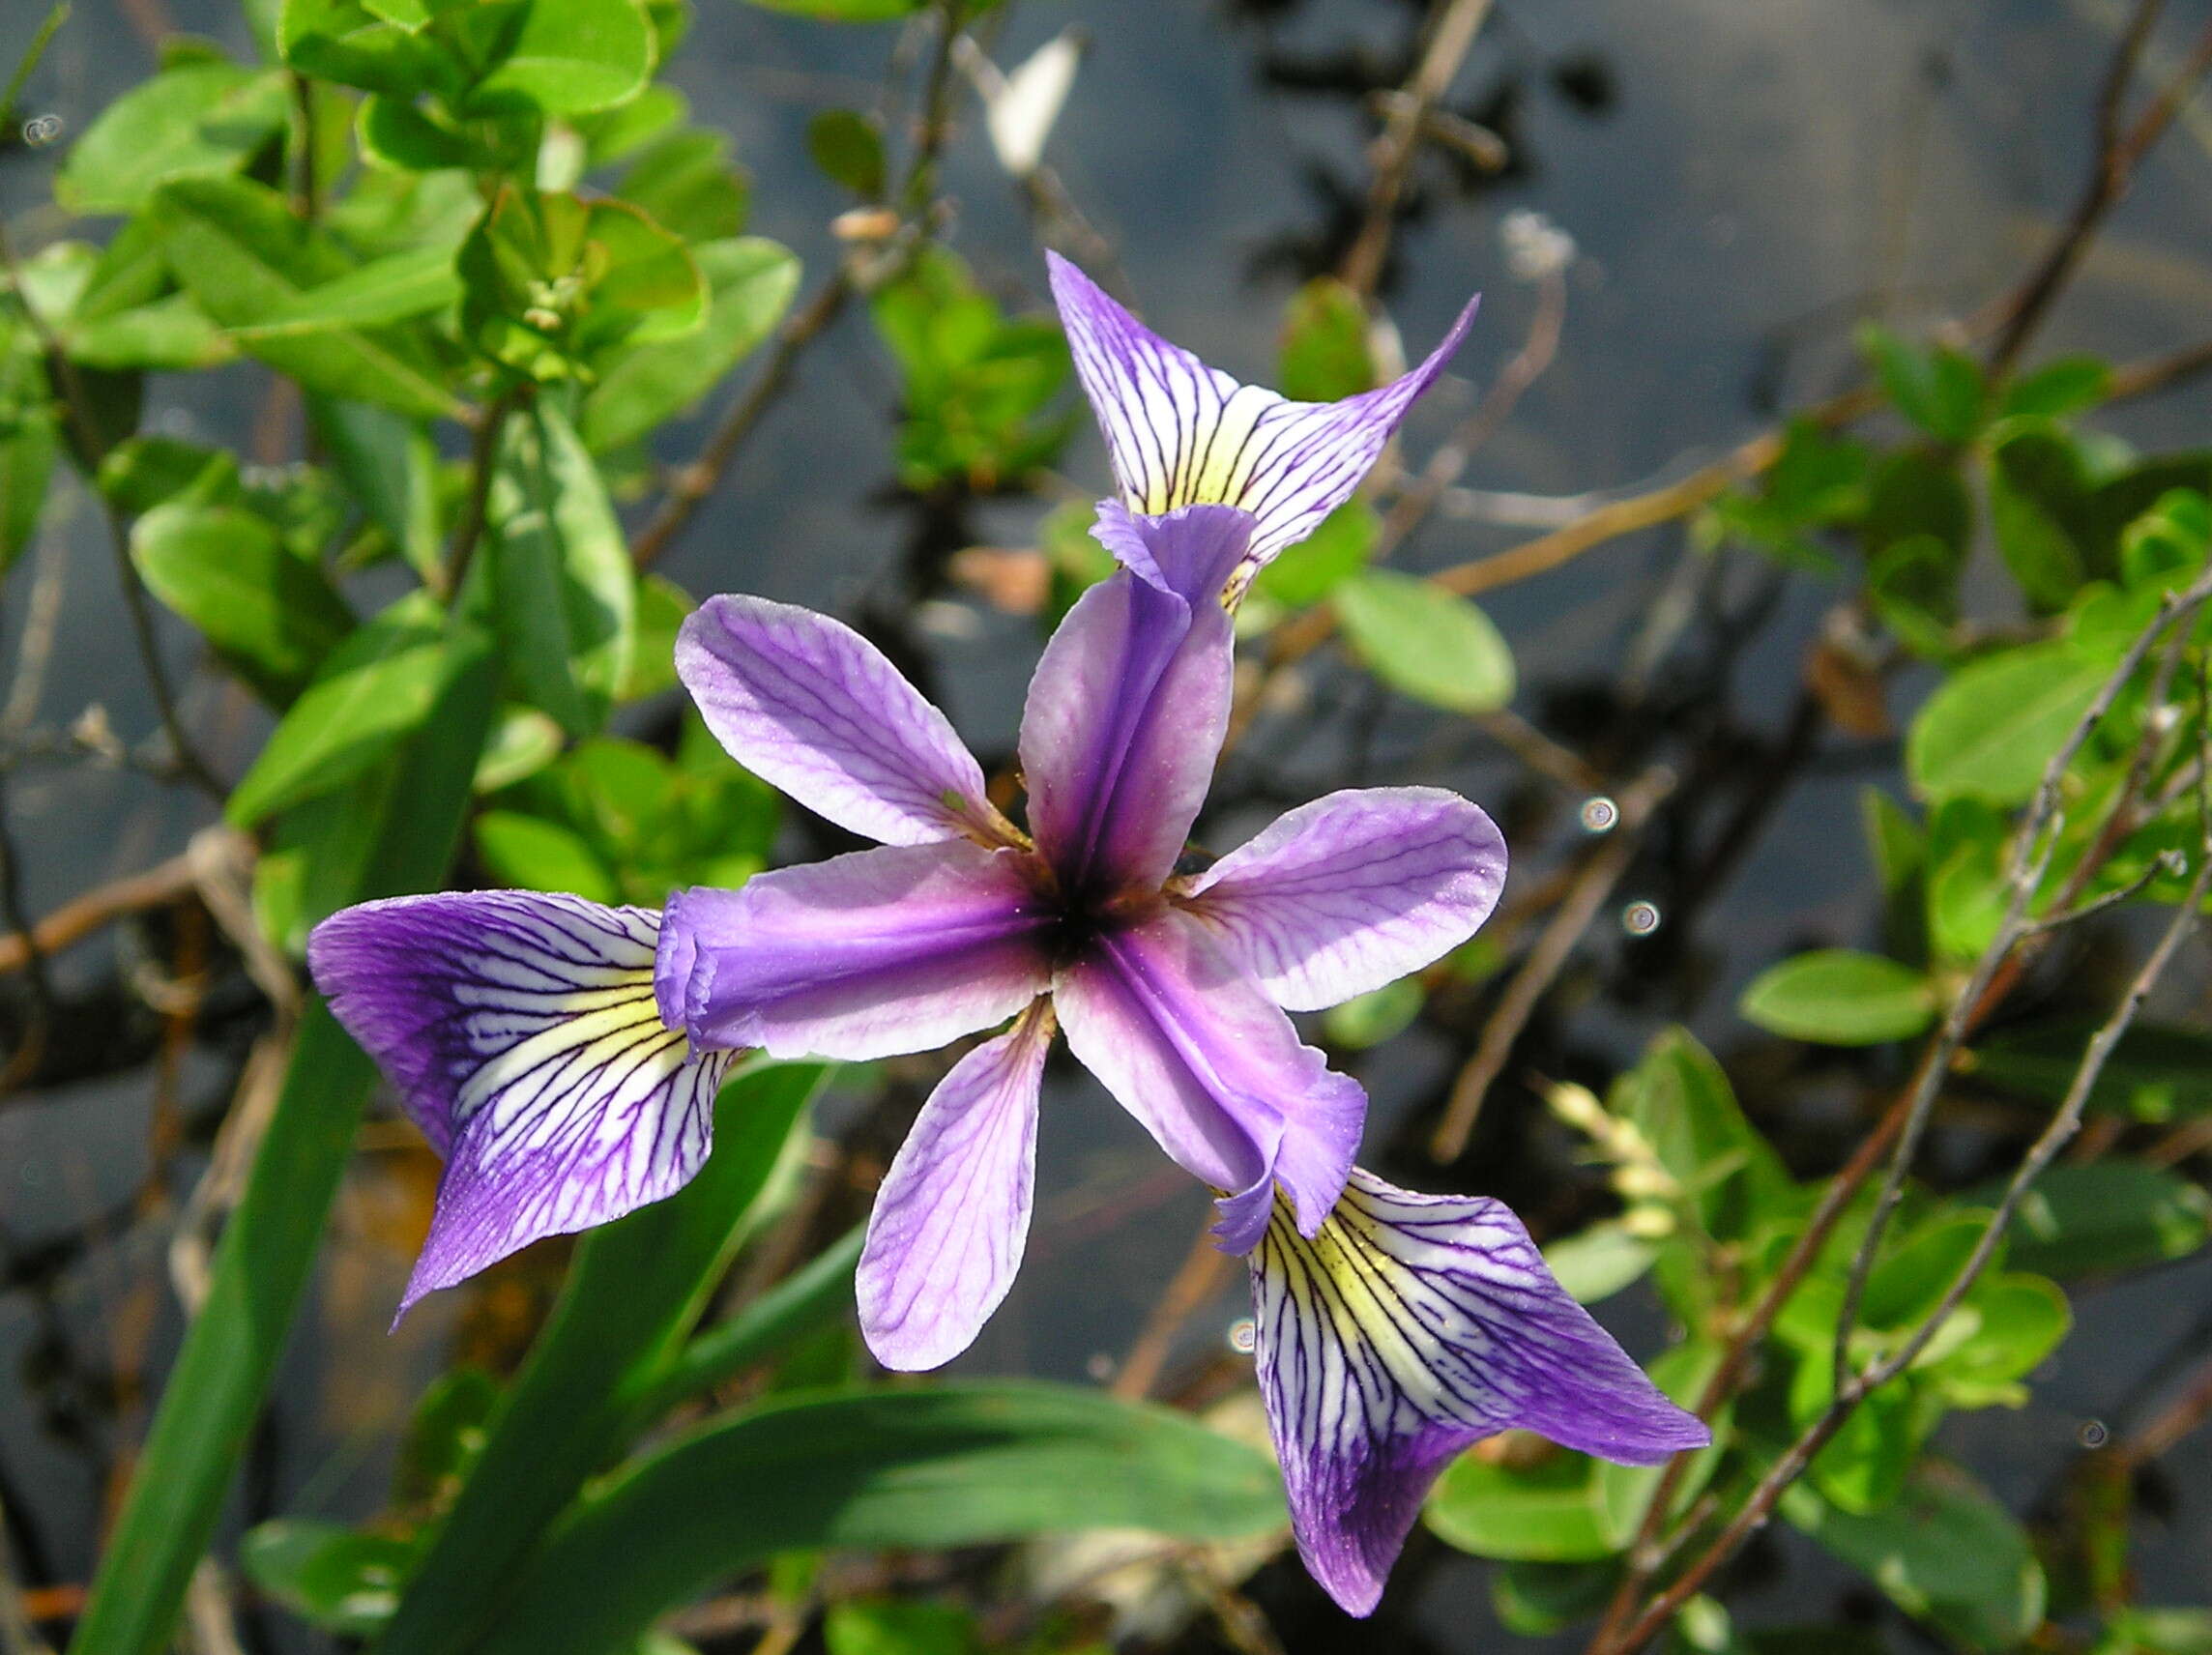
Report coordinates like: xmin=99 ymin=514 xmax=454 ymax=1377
xmin=1335 ymin=567 xmax=1516 ymax=712
xmin=1739 ymin=949 xmax=1937 ymax=1046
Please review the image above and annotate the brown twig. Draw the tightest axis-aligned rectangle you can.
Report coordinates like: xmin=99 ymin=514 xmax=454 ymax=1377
xmin=0 ymin=847 xmax=196 ymax=977
xmin=1376 ymin=264 xmax=1566 ymax=558
xmin=630 ymin=274 xmax=854 ymax=569
xmin=1339 ymin=0 xmax=1496 ymax=298
xmin=1983 ymin=9 xmax=2212 ymax=380
xmin=1112 ymin=1218 xmax=1235 ymax=1400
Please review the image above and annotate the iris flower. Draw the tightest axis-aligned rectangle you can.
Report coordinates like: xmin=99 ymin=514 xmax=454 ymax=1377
xmin=310 ymin=257 xmax=1703 ymax=1616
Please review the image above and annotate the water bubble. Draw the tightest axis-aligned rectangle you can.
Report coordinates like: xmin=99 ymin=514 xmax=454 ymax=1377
xmin=1227 ymin=1317 xmax=1258 ymax=1355
xmin=1580 ymin=796 xmax=1618 ymax=833
xmin=1084 ymin=1352 xmax=1115 ymax=1382
xmin=2079 ymin=1419 xmax=2110 ymax=1449
xmin=21 ymin=114 xmax=63 ymax=147
xmin=1622 ymin=901 xmax=1662 ymax=937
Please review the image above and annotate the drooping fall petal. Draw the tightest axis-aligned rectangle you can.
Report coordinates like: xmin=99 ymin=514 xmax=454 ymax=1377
xmin=1052 ymin=908 xmax=1363 ymax=1251
xmin=1250 ymin=1171 xmax=1710 ymax=1616
xmin=1182 ymin=786 xmax=1506 ymax=1011
xmin=309 ymin=892 xmax=738 ymax=1316
xmin=1018 ymin=505 xmax=1242 ymax=897
xmin=677 ymin=594 xmax=1009 ymax=849
xmin=1048 ymin=252 xmax=1477 ymax=581
xmin=658 ymin=840 xmax=1053 ymax=1061
xmin=858 ymin=1001 xmax=1054 ymax=1371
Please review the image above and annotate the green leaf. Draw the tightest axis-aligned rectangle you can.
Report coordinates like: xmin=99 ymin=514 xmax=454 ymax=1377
xmin=806 ymin=109 xmax=887 ymax=197
xmin=393 ymin=1366 xmax=502 ymax=1509
xmin=641 ymin=1225 xmax=862 ymax=1416
xmin=279 ymin=0 xmax=457 ymax=99
xmin=617 ymin=572 xmax=694 ymax=702
xmin=1615 ymin=1029 xmax=1791 ymax=1245
xmin=1542 ymin=1221 xmax=1661 ymax=1306
xmin=471 ymin=1383 xmax=1286 ymax=1655
xmin=1335 ymin=568 xmax=1516 ymax=712
xmin=0 ymin=396 xmax=55 ymax=579
xmin=95 ymin=436 xmax=241 ymax=515
xmin=309 ymin=397 xmax=446 ymax=583
xmin=1970 ymin=1162 xmax=2212 ymax=1276
xmin=63 ymin=294 xmax=233 ymax=372
xmin=1783 ymin=1464 xmax=2046 ymax=1652
xmin=461 ymin=0 xmax=655 ymax=116
xmin=1968 ymin=1021 xmax=2212 ymax=1121
xmin=58 ymin=64 xmax=289 ymax=215
xmin=1799 ymin=1365 xmax=1939 ymax=1515
xmin=1278 ymin=276 xmax=1374 ymax=402
xmin=1930 ymin=1273 xmax=2070 ymax=1406
xmin=472 ymin=809 xmax=620 ymax=901
xmin=131 ymin=503 xmax=357 ymax=706
xmin=2119 ymin=488 xmax=2209 ymax=592
xmin=1861 ymin=1209 xmax=1990 ymax=1331
xmin=1492 ymin=1560 xmax=1621 ymax=1637
xmin=1738 ymin=949 xmax=1938 ymax=1046
xmin=224 ymin=246 xmax=461 ymax=337
xmin=1856 ymin=323 xmax=1983 ymax=445
xmin=69 ymin=634 xmax=495 ymax=1655
xmin=2099 ymin=1609 xmax=2212 ymax=1655
xmin=487 ymin=400 xmax=636 ymax=738
xmin=2001 ymin=356 xmax=2111 ymax=421
xmin=1425 ymin=1449 xmax=1613 ymax=1561
xmin=826 ymin=1600 xmax=981 ymax=1655
xmin=473 ymin=705 xmax=567 ymax=793
xmin=226 ymin=592 xmax=454 ymax=826
xmin=460 ymin=188 xmax=706 ymax=381
xmin=618 ymin=131 xmax=750 ymax=243
xmin=578 ymin=237 xmax=798 ymax=452
xmin=1322 ymin=976 xmax=1423 ymax=1049
xmin=147 ymin=177 xmax=459 ymax=420
xmin=239 ymin=1521 xmax=413 ymax=1637
xmin=1906 ymin=641 xmax=2109 ymax=804
xmin=380 ymin=1061 xmax=830 ymax=1655
xmin=1255 ymin=500 xmax=1377 ymax=608
xmin=1990 ymin=421 xmax=2099 ymax=609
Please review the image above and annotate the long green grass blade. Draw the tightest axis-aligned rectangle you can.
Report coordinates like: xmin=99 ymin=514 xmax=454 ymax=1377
xmin=70 ymin=632 xmax=496 ymax=1655
xmin=637 ymin=1221 xmax=862 ymax=1419
xmin=378 ymin=1060 xmax=829 ymax=1655
xmin=477 ymin=1382 xmax=1289 ymax=1655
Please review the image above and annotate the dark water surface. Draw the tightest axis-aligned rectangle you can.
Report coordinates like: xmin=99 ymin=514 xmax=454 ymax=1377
xmin=3 ymin=0 xmax=2211 ymax=1646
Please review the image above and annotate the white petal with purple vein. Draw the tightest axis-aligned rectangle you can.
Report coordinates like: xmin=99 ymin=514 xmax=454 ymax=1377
xmin=859 ymin=1001 xmax=1053 ymax=1371
xmin=1250 ymin=1171 xmax=1710 ymax=1616
xmin=1183 ymin=787 xmax=1506 ymax=1011
xmin=677 ymin=595 xmax=1003 ymax=848
xmin=309 ymin=891 xmax=738 ymax=1315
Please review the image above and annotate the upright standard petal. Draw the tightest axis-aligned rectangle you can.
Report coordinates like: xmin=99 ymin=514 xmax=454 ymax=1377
xmin=1250 ymin=1171 xmax=1710 ymax=1616
xmin=1182 ymin=787 xmax=1506 ymax=1011
xmin=309 ymin=892 xmax=738 ymax=1315
xmin=1048 ymin=252 xmax=1477 ymax=575
xmin=658 ymin=840 xmax=1053 ymax=1061
xmin=1018 ymin=508 xmax=1240 ymax=897
xmin=859 ymin=1001 xmax=1053 ymax=1372
xmin=1052 ymin=909 xmax=1362 ymax=1251
xmin=677 ymin=595 xmax=1008 ymax=848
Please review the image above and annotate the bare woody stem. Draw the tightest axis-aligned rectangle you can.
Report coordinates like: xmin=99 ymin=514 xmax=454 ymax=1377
xmin=1339 ymin=0 xmax=1496 ymax=299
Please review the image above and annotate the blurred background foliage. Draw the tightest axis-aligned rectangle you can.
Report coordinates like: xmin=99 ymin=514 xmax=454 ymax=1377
xmin=1 ymin=0 xmax=2212 ymax=1653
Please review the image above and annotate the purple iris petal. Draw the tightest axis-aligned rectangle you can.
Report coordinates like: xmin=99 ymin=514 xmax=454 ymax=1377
xmin=1181 ymin=786 xmax=1507 ymax=1011
xmin=858 ymin=1001 xmax=1053 ymax=1371
xmin=676 ymin=594 xmax=1005 ymax=848
xmin=658 ymin=840 xmax=1053 ymax=1061
xmin=308 ymin=892 xmax=736 ymax=1316
xmin=1047 ymin=252 xmax=1478 ymax=578
xmin=1019 ymin=507 xmax=1243 ymax=896
xmin=1051 ymin=909 xmax=1362 ymax=1250
xmin=1251 ymin=1171 xmax=1711 ymax=1617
